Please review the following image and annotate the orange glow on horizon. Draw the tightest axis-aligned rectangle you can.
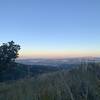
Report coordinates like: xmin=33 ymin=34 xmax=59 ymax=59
xmin=19 ymin=50 xmax=100 ymax=59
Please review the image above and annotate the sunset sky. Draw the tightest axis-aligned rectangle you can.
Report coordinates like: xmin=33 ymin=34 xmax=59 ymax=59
xmin=0 ymin=0 xmax=100 ymax=58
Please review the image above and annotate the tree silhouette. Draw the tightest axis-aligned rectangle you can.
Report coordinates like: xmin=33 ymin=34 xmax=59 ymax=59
xmin=0 ymin=41 xmax=20 ymax=71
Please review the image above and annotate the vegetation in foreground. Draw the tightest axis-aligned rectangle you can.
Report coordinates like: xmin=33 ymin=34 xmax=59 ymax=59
xmin=0 ymin=41 xmax=100 ymax=100
xmin=0 ymin=62 xmax=100 ymax=100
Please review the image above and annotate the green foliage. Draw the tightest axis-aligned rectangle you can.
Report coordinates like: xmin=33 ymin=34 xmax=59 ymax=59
xmin=0 ymin=41 xmax=20 ymax=71
xmin=0 ymin=63 xmax=100 ymax=100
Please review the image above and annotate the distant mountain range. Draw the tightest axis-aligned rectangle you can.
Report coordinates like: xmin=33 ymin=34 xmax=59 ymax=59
xmin=16 ymin=57 xmax=100 ymax=66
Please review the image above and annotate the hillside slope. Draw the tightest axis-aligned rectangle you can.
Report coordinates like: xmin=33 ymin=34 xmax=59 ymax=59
xmin=0 ymin=63 xmax=100 ymax=100
xmin=0 ymin=63 xmax=59 ymax=82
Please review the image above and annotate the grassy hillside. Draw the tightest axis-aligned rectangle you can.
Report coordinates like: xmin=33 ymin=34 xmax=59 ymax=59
xmin=0 ymin=63 xmax=100 ymax=100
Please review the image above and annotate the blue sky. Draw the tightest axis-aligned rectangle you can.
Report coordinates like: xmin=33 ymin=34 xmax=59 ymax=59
xmin=0 ymin=0 xmax=100 ymax=58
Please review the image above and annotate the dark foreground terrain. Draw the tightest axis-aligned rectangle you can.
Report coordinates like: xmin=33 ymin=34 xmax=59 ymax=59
xmin=0 ymin=62 xmax=100 ymax=100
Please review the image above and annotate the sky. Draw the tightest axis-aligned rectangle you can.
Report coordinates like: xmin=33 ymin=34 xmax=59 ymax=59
xmin=0 ymin=0 xmax=100 ymax=58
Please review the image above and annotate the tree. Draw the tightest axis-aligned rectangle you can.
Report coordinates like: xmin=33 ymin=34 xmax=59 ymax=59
xmin=0 ymin=41 xmax=20 ymax=71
